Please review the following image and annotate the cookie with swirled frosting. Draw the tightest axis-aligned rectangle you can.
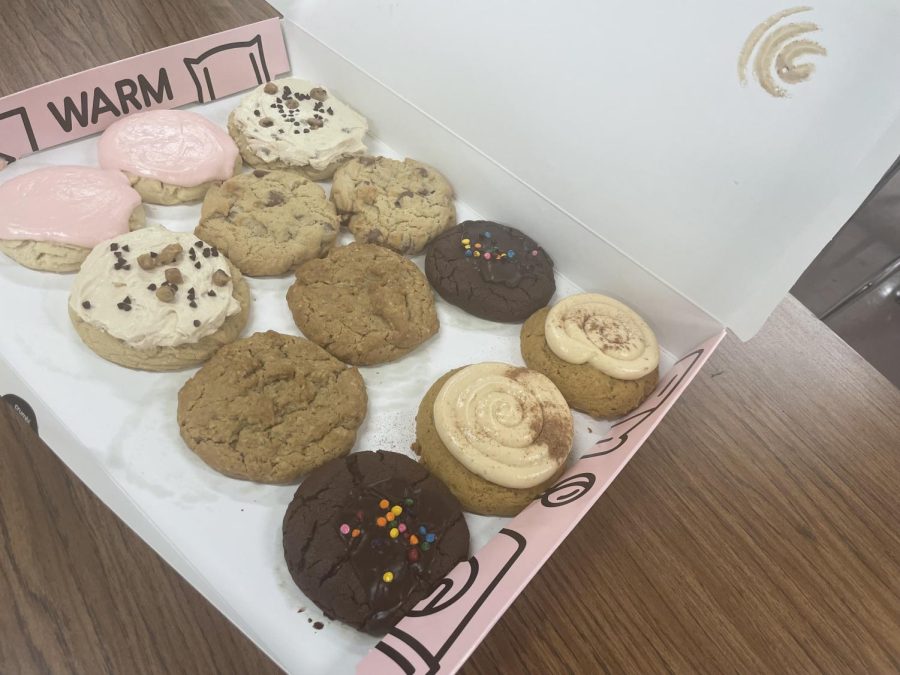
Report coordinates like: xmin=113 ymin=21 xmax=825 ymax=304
xmin=0 ymin=166 xmax=145 ymax=273
xmin=68 ymin=227 xmax=250 ymax=371
xmin=414 ymin=363 xmax=573 ymax=516
xmin=98 ymin=110 xmax=241 ymax=205
xmin=520 ymin=294 xmax=660 ymax=418
xmin=228 ymin=78 xmax=368 ymax=180
xmin=424 ymin=221 xmax=555 ymax=322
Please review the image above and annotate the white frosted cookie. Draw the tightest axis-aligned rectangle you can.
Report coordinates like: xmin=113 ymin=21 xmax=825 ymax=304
xmin=98 ymin=110 xmax=241 ymax=205
xmin=0 ymin=166 xmax=144 ymax=273
xmin=68 ymin=227 xmax=250 ymax=371
xmin=227 ymin=78 xmax=368 ymax=180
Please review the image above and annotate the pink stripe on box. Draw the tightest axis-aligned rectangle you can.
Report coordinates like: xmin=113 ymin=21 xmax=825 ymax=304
xmin=0 ymin=19 xmax=289 ymax=165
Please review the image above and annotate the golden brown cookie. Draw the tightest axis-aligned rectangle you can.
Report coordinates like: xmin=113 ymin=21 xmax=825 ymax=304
xmin=195 ymin=169 xmax=338 ymax=276
xmin=177 ymin=331 xmax=367 ymax=484
xmin=520 ymin=307 xmax=658 ymax=418
xmin=414 ymin=368 xmax=568 ymax=517
xmin=331 ymin=156 xmax=455 ymax=255
xmin=286 ymin=243 xmax=439 ymax=366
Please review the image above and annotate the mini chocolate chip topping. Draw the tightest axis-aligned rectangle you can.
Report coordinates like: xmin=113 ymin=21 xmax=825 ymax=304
xmin=147 ymin=283 xmax=157 ymax=291
xmin=194 ymin=261 xmax=202 ymax=269
xmin=109 ymin=243 xmax=119 ymax=251
xmin=122 ymin=245 xmax=130 ymax=252
xmin=193 ymin=319 xmax=201 ymax=327
xmin=260 ymin=117 xmax=274 ymax=128
xmin=253 ymin=170 xmax=269 ymax=178
xmin=82 ymin=301 xmax=91 ymax=309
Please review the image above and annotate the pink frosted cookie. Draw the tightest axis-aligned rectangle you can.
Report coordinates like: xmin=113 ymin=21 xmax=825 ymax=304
xmin=0 ymin=166 xmax=145 ymax=273
xmin=98 ymin=109 xmax=241 ymax=205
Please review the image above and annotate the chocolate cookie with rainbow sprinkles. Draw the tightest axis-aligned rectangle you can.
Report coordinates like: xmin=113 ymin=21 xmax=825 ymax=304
xmin=282 ymin=451 xmax=469 ymax=634
xmin=424 ymin=220 xmax=556 ymax=322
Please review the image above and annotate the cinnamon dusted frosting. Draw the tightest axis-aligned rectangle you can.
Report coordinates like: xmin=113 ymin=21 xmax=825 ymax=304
xmin=231 ymin=78 xmax=367 ymax=170
xmin=433 ymin=363 xmax=573 ymax=489
xmin=68 ymin=227 xmax=241 ymax=348
xmin=0 ymin=166 xmax=140 ymax=248
xmin=544 ymin=294 xmax=659 ymax=380
xmin=98 ymin=110 xmax=239 ymax=187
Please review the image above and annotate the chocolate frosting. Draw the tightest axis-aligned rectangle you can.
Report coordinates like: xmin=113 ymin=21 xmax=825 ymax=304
xmin=424 ymin=221 xmax=555 ymax=322
xmin=283 ymin=451 xmax=469 ymax=634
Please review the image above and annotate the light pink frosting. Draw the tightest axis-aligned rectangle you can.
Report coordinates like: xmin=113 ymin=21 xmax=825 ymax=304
xmin=0 ymin=166 xmax=141 ymax=248
xmin=98 ymin=110 xmax=239 ymax=187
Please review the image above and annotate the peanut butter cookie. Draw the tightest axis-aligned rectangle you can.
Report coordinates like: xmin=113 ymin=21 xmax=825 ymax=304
xmin=177 ymin=331 xmax=367 ymax=484
xmin=331 ymin=156 xmax=455 ymax=255
xmin=286 ymin=243 xmax=439 ymax=366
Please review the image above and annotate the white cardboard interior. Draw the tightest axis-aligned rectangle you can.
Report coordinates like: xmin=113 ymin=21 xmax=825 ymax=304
xmin=274 ymin=0 xmax=900 ymax=339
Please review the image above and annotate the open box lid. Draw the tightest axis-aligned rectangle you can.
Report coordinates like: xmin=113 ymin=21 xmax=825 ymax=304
xmin=272 ymin=0 xmax=900 ymax=339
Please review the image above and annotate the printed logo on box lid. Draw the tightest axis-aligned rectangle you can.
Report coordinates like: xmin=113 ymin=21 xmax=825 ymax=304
xmin=2 ymin=394 xmax=38 ymax=433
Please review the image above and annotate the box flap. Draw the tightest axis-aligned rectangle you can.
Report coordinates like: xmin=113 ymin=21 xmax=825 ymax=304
xmin=275 ymin=0 xmax=900 ymax=338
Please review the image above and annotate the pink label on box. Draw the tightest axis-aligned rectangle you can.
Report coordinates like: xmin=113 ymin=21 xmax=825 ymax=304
xmin=0 ymin=19 xmax=289 ymax=165
xmin=358 ymin=330 xmax=727 ymax=674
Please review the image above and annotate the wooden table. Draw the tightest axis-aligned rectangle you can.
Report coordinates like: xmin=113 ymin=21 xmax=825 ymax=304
xmin=2 ymin=2 xmax=899 ymax=673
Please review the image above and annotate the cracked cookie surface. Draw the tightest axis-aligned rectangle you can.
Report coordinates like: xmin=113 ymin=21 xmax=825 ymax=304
xmin=331 ymin=156 xmax=455 ymax=255
xmin=195 ymin=169 xmax=338 ymax=276
xmin=177 ymin=331 xmax=367 ymax=483
xmin=286 ymin=243 xmax=439 ymax=365
xmin=425 ymin=221 xmax=556 ymax=322
xmin=282 ymin=450 xmax=470 ymax=634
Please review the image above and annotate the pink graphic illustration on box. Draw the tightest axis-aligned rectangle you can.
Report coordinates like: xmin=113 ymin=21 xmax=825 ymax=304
xmin=0 ymin=18 xmax=289 ymax=166
xmin=358 ymin=330 xmax=726 ymax=675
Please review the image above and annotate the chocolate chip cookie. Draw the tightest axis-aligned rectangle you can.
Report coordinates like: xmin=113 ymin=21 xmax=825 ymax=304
xmin=286 ymin=243 xmax=439 ymax=365
xmin=195 ymin=169 xmax=338 ymax=276
xmin=425 ymin=221 xmax=556 ymax=323
xmin=331 ymin=156 xmax=455 ymax=255
xmin=282 ymin=450 xmax=470 ymax=634
xmin=177 ymin=331 xmax=367 ymax=483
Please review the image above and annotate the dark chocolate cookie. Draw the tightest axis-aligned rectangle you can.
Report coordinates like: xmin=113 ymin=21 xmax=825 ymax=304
xmin=424 ymin=221 xmax=555 ymax=322
xmin=282 ymin=451 xmax=470 ymax=634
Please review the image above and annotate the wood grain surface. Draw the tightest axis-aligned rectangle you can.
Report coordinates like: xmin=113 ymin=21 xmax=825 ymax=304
xmin=1 ymin=2 xmax=899 ymax=673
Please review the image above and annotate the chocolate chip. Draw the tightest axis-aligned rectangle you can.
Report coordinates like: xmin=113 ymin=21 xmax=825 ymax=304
xmin=137 ymin=253 xmax=156 ymax=270
xmin=260 ymin=118 xmax=274 ymax=128
xmin=211 ymin=248 xmax=219 ymax=257
xmin=266 ymin=191 xmax=285 ymax=207
xmin=116 ymin=302 xmax=132 ymax=311
xmin=212 ymin=269 xmax=230 ymax=286
xmin=202 ymin=247 xmax=211 ymax=258
xmin=263 ymin=82 xmax=278 ymax=95
xmin=327 ymin=107 xmax=334 ymax=115
xmin=123 ymin=264 xmax=131 ymax=270
xmin=195 ymin=241 xmax=203 ymax=248
xmin=81 ymin=301 xmax=91 ymax=309
xmin=193 ymin=319 xmax=201 ymax=327
xmin=155 ymin=286 xmax=175 ymax=303
xmin=309 ymin=87 xmax=327 ymax=101
xmin=303 ymin=129 xmax=310 ymax=134
xmin=207 ymin=290 xmax=217 ymax=297
xmin=194 ymin=262 xmax=202 ymax=269
xmin=147 ymin=283 xmax=157 ymax=291
xmin=189 ymin=301 xmax=197 ymax=308
xmin=187 ymin=288 xmax=196 ymax=299
xmin=110 ymin=243 xmax=119 ymax=251
xmin=253 ymin=109 xmax=261 ymax=117
xmin=149 ymin=251 xmax=158 ymax=258
xmin=122 ymin=245 xmax=130 ymax=252
xmin=122 ymin=296 xmax=132 ymax=305
xmin=165 ymin=268 xmax=183 ymax=285
xmin=253 ymin=170 xmax=269 ymax=178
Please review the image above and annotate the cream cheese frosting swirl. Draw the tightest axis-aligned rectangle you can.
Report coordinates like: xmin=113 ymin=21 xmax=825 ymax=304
xmin=69 ymin=227 xmax=241 ymax=349
xmin=231 ymin=78 xmax=368 ymax=170
xmin=545 ymin=293 xmax=659 ymax=380
xmin=433 ymin=362 xmax=573 ymax=489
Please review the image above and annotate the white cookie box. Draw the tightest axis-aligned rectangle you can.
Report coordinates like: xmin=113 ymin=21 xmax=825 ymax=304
xmin=2 ymin=2 xmax=900 ymax=672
